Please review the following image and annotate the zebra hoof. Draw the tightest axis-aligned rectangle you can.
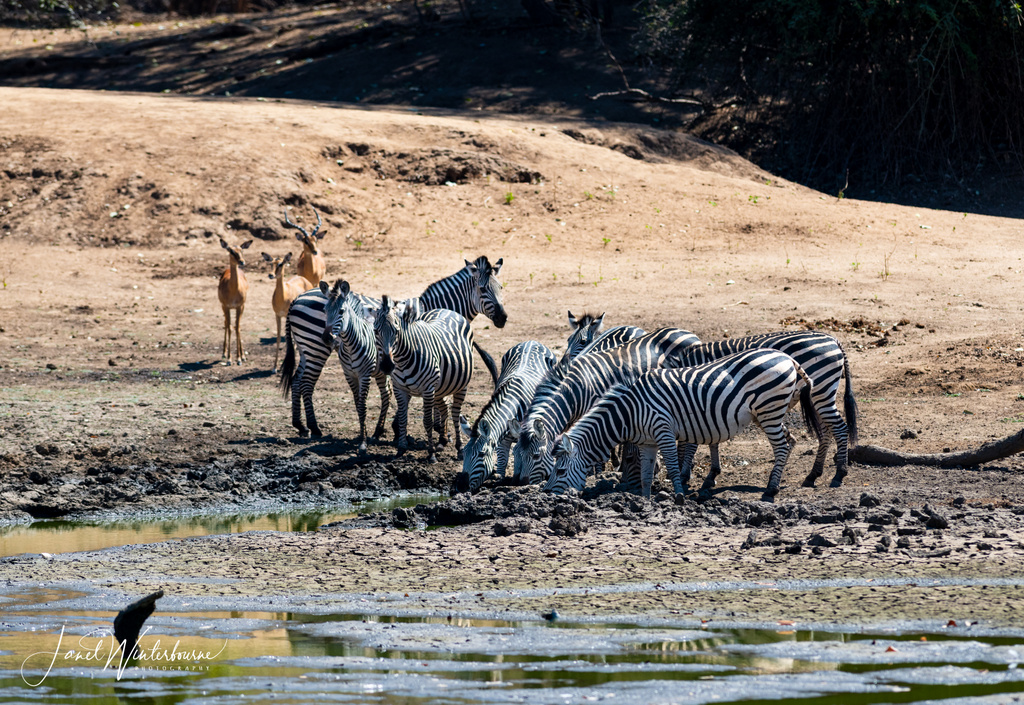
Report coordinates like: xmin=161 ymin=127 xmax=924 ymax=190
xmin=310 ymin=429 xmax=323 ymax=439
xmin=272 ymin=367 xmax=279 ymax=375
xmin=427 ymin=454 xmax=438 ymax=464
xmin=801 ymin=475 xmax=819 ymax=488
xmin=829 ymin=474 xmax=847 ymax=488
xmin=456 ymin=449 xmax=464 ymax=460
xmin=295 ymin=428 xmax=309 ymax=438
xmin=358 ymin=442 xmax=367 ymax=453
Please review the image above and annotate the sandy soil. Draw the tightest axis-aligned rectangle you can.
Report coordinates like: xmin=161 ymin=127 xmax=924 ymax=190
xmin=1 ymin=85 xmax=1024 ymax=624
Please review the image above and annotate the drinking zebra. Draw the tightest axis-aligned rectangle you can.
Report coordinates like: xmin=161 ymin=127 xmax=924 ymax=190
xmin=375 ymin=295 xmax=499 ymax=463
xmin=546 ymin=348 xmax=821 ymax=501
xmin=513 ymin=327 xmax=700 ymax=485
xmin=455 ymin=341 xmax=558 ymax=493
xmin=568 ymin=322 xmax=647 ymax=362
xmin=279 ymin=256 xmax=507 ymax=438
xmin=665 ymin=330 xmax=857 ymax=491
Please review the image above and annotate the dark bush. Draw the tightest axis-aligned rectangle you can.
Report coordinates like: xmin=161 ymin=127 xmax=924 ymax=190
xmin=635 ymin=0 xmax=1024 ymax=191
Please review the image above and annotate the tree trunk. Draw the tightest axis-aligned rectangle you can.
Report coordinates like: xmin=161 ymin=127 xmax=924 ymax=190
xmin=849 ymin=429 xmax=1024 ymax=467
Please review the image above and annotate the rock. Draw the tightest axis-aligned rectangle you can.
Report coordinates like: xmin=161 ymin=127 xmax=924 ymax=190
xmin=976 ymin=542 xmax=994 ymax=551
xmin=860 ymin=493 xmax=882 ymax=508
xmin=841 ymin=526 xmax=861 ymax=546
xmin=900 ymin=429 xmax=918 ymax=439
xmin=35 ymin=442 xmax=61 ymax=457
xmin=741 ymin=529 xmax=758 ymax=550
xmin=810 ymin=513 xmax=842 ymax=524
xmin=923 ymin=505 xmax=950 ymax=530
xmin=865 ymin=512 xmax=896 ymax=525
xmin=807 ymin=533 xmax=837 ymax=548
xmin=549 ymin=512 xmax=587 ymax=537
xmin=493 ymin=517 xmax=536 ymax=536
xmin=784 ymin=541 xmax=803 ymax=554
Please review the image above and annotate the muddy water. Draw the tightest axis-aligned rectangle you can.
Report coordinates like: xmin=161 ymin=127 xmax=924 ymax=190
xmin=0 ymin=494 xmax=444 ymax=558
xmin=3 ymin=588 xmax=1024 ymax=704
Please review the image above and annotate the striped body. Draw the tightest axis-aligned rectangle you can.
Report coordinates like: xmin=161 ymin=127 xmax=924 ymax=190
xmin=514 ymin=327 xmax=700 ymax=485
xmin=321 ymin=280 xmax=391 ymax=451
xmin=456 ymin=341 xmax=558 ymax=493
xmin=375 ymin=300 xmax=476 ymax=462
xmin=667 ymin=330 xmax=857 ymax=489
xmin=575 ymin=324 xmax=647 ymax=359
xmin=547 ymin=349 xmax=819 ymax=501
xmin=278 ymin=256 xmax=505 ymax=438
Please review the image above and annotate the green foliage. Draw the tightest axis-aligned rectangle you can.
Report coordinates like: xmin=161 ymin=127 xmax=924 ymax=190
xmin=636 ymin=0 xmax=1024 ymax=189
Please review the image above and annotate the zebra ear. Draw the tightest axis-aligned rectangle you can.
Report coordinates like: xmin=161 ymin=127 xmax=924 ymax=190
xmin=339 ymin=280 xmax=350 ymax=297
xmin=464 ymin=258 xmax=478 ymax=274
xmin=507 ymin=419 xmax=520 ymax=438
xmin=532 ymin=418 xmax=546 ymax=439
xmin=402 ymin=302 xmax=417 ymax=325
xmin=567 ymin=311 xmax=579 ymax=330
xmin=459 ymin=415 xmax=473 ymax=438
xmin=592 ymin=312 xmax=606 ymax=331
xmin=492 ymin=258 xmax=503 ymax=276
xmin=319 ymin=281 xmax=330 ymax=296
xmin=479 ymin=419 xmax=490 ymax=437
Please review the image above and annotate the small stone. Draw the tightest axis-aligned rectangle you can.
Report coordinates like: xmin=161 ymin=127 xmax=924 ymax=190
xmin=45 ymin=363 xmax=57 ymax=370
xmin=108 ymin=358 xmax=118 ymax=367
xmin=860 ymin=492 xmax=882 ymax=508
xmin=784 ymin=541 xmax=803 ymax=554
xmin=976 ymin=542 xmax=994 ymax=551
xmin=807 ymin=533 xmax=837 ymax=548
xmin=900 ymin=429 xmax=918 ymax=439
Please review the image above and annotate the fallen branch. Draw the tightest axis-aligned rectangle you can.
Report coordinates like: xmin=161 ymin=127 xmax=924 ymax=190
xmin=589 ymin=88 xmax=705 ymax=108
xmin=850 ymin=428 xmax=1024 ymax=467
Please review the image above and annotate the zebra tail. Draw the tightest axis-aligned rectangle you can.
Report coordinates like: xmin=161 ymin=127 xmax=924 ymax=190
xmin=842 ymin=347 xmax=859 ymax=447
xmin=796 ymin=365 xmax=823 ymax=441
xmin=473 ymin=341 xmax=499 ymax=388
xmin=279 ymin=317 xmax=297 ymax=398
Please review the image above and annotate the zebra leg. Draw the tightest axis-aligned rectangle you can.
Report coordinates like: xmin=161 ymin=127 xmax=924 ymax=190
xmin=393 ymin=389 xmax=410 ymax=455
xmin=656 ymin=434 xmax=683 ymax=494
xmin=450 ymin=387 xmax=468 ymax=460
xmin=495 ymin=438 xmax=512 ymax=480
xmin=827 ymin=412 xmax=851 ymax=488
xmin=422 ymin=389 xmax=437 ymax=463
xmin=372 ymin=372 xmax=392 ymax=440
xmin=346 ymin=374 xmax=368 ymax=452
xmin=639 ymin=445 xmax=659 ymax=500
xmin=678 ymin=442 xmax=697 ymax=492
xmin=699 ymin=444 xmax=722 ymax=492
xmin=301 ymin=363 xmax=324 ymax=438
xmin=618 ymin=443 xmax=643 ymax=494
xmin=802 ymin=423 xmax=835 ymax=488
xmin=434 ymin=397 xmax=451 ymax=448
xmin=762 ymin=422 xmax=793 ymax=503
xmin=291 ymin=358 xmax=309 ymax=437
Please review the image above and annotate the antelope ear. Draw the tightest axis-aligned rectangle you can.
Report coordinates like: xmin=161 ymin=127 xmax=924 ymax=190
xmin=294 ymin=231 xmax=304 ymax=242
xmin=315 ymin=229 xmax=326 ymax=240
xmin=492 ymin=258 xmax=503 ymax=276
xmin=319 ymin=281 xmax=330 ymax=295
xmin=240 ymin=240 xmax=253 ymax=249
xmin=459 ymin=415 xmax=473 ymax=437
xmin=220 ymin=238 xmax=229 ymax=250
xmin=567 ymin=310 xmax=579 ymax=330
xmin=261 ymin=252 xmax=272 ymax=261
xmin=283 ymin=252 xmax=293 ymax=264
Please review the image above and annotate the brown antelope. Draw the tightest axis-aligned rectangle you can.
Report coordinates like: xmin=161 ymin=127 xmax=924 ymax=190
xmin=262 ymin=251 xmax=314 ymax=373
xmin=283 ymin=208 xmax=326 ymax=285
xmin=218 ymin=237 xmax=253 ymax=365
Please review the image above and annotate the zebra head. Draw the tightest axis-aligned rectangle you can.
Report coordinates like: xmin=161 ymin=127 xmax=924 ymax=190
xmin=564 ymin=311 xmax=606 ymax=361
xmin=466 ymin=256 xmax=507 ymax=328
xmin=513 ymin=418 xmax=555 ymax=485
xmin=545 ymin=434 xmax=587 ymax=495
xmin=321 ymin=279 xmax=358 ymax=350
xmin=455 ymin=415 xmax=496 ymax=493
xmin=374 ymin=295 xmax=407 ymax=375
xmin=283 ymin=207 xmax=325 ymax=255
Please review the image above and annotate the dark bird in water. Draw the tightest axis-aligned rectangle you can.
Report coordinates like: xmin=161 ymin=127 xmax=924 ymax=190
xmin=541 ymin=609 xmax=559 ymax=622
xmin=113 ymin=590 xmax=164 ymax=663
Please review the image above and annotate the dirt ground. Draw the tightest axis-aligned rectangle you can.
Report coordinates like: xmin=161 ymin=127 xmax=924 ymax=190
xmin=1 ymin=83 xmax=1024 ymax=623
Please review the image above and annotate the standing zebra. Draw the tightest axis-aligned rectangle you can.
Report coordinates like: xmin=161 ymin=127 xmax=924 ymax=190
xmin=455 ymin=341 xmax=558 ymax=493
xmin=665 ymin=330 xmax=857 ymax=491
xmin=546 ymin=349 xmax=821 ymax=501
xmin=513 ymin=327 xmax=700 ymax=485
xmin=375 ymin=296 xmax=499 ymax=462
xmin=279 ymin=256 xmax=507 ymax=438
xmin=314 ymin=279 xmax=391 ymax=451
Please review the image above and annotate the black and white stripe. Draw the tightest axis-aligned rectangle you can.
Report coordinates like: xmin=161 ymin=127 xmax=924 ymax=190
xmin=514 ymin=327 xmax=700 ymax=485
xmin=375 ymin=297 xmax=497 ymax=462
xmin=564 ymin=311 xmax=605 ymax=361
xmin=318 ymin=280 xmax=392 ymax=451
xmin=455 ymin=341 xmax=558 ymax=493
xmin=666 ymin=330 xmax=857 ymax=490
xmin=279 ymin=256 xmax=506 ymax=438
xmin=547 ymin=349 xmax=821 ymax=501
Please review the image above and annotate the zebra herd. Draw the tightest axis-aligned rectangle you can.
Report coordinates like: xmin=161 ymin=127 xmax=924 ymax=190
xmin=279 ymin=254 xmax=858 ymax=503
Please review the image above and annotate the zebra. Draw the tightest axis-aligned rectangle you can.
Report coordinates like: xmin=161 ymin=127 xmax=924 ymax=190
xmin=278 ymin=256 xmax=507 ymax=438
xmin=454 ymin=341 xmax=558 ymax=493
xmin=375 ymin=295 xmax=499 ymax=463
xmin=309 ymin=279 xmax=393 ymax=452
xmin=513 ymin=327 xmax=700 ymax=486
xmin=664 ymin=330 xmax=857 ymax=491
xmin=564 ymin=311 xmax=605 ymax=361
xmin=568 ymin=321 xmax=647 ymax=362
xmin=546 ymin=349 xmax=822 ymax=502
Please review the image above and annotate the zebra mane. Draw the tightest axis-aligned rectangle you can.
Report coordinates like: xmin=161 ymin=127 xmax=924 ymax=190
xmin=344 ymin=290 xmax=367 ymax=321
xmin=524 ymin=354 xmax=573 ymax=425
xmin=570 ymin=310 xmax=602 ymax=330
xmin=471 ymin=392 xmax=501 ymax=437
xmin=420 ymin=257 xmax=485 ymax=300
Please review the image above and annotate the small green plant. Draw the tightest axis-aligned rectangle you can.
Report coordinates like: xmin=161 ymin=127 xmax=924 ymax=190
xmin=708 ymin=200 xmax=718 ymax=207
xmin=504 ymin=191 xmax=515 ymax=205
xmin=529 ymin=273 xmax=534 ymax=287
xmin=748 ymin=195 xmax=759 ymax=204
xmin=544 ymin=233 xmax=552 ymax=243
xmin=601 ymin=237 xmax=611 ymax=247
xmin=851 ymin=261 xmax=860 ymax=271
xmin=354 ymin=240 xmax=363 ymax=249
xmin=880 ymin=235 xmax=897 ymax=281
xmin=584 ymin=191 xmax=594 ymax=200
xmin=552 ymin=273 xmax=558 ymax=281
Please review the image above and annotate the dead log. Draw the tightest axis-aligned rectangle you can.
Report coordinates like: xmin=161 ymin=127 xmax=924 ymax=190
xmin=850 ymin=429 xmax=1024 ymax=467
